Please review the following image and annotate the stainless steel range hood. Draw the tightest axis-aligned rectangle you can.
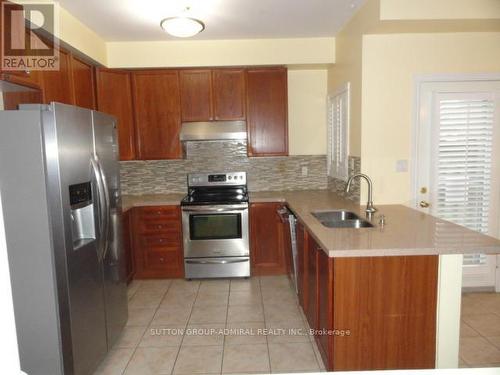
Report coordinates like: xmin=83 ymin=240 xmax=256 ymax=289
xmin=180 ymin=121 xmax=247 ymax=142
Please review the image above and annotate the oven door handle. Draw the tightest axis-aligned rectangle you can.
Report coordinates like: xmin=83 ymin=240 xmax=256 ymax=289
xmin=182 ymin=207 xmax=248 ymax=213
xmin=185 ymin=259 xmax=249 ymax=265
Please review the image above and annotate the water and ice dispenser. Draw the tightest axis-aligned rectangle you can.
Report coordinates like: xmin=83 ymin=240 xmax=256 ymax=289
xmin=69 ymin=182 xmax=96 ymax=249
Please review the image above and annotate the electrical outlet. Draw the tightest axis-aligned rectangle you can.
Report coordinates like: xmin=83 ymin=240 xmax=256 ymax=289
xmin=301 ymin=166 xmax=308 ymax=177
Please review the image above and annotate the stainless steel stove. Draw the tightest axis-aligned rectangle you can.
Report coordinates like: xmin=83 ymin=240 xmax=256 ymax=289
xmin=181 ymin=172 xmax=250 ymax=279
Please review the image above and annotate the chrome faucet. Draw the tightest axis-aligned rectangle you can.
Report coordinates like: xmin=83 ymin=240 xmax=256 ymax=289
xmin=345 ymin=173 xmax=377 ymax=215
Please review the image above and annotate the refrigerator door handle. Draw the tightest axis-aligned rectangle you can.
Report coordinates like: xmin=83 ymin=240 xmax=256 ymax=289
xmin=96 ymin=158 xmax=111 ymax=261
xmin=91 ymin=158 xmax=107 ymax=261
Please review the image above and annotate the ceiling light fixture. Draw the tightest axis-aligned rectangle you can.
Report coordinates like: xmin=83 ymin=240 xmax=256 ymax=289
xmin=160 ymin=14 xmax=205 ymax=38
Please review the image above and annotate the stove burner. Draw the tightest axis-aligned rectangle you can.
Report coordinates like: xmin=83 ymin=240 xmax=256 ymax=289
xmin=181 ymin=172 xmax=248 ymax=206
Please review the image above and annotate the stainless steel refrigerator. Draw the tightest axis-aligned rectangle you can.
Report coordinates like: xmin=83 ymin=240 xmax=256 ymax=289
xmin=0 ymin=103 xmax=128 ymax=375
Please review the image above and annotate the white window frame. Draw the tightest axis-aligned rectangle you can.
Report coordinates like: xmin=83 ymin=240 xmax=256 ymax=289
xmin=327 ymin=82 xmax=350 ymax=181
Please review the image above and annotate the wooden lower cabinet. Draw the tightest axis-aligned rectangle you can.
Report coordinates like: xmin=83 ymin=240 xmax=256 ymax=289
xmin=296 ymin=225 xmax=438 ymax=371
xmin=316 ymin=245 xmax=333 ymax=369
xmin=306 ymin=235 xmax=318 ymax=329
xmin=332 ymin=256 xmax=438 ymax=371
xmin=249 ymin=202 xmax=287 ymax=275
xmin=122 ymin=209 xmax=135 ymax=283
xmin=131 ymin=205 xmax=184 ymax=278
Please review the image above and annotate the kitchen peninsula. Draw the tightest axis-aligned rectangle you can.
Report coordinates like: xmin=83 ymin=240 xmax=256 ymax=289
xmin=122 ymin=189 xmax=500 ymax=371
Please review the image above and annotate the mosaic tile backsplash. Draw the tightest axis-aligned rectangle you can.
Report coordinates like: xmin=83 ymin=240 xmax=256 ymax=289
xmin=120 ymin=140 xmax=328 ymax=195
xmin=327 ymin=156 xmax=361 ymax=202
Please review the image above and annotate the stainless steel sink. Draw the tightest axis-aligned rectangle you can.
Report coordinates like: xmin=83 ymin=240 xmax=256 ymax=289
xmin=312 ymin=210 xmax=374 ymax=229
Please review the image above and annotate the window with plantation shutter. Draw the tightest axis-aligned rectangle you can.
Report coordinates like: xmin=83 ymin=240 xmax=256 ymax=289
xmin=433 ymin=93 xmax=495 ymax=266
xmin=327 ymin=83 xmax=350 ymax=180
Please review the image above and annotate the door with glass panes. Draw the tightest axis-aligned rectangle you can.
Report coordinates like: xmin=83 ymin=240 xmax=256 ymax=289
xmin=415 ymin=79 xmax=500 ymax=289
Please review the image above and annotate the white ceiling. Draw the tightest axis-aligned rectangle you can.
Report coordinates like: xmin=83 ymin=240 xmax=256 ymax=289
xmin=57 ymin=0 xmax=366 ymax=41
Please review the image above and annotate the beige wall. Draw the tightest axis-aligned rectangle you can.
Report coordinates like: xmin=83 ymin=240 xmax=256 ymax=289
xmin=380 ymin=0 xmax=500 ymax=20
xmin=13 ymin=1 xmax=107 ymax=64
xmin=361 ymin=32 xmax=500 ymax=204
xmin=288 ymin=69 xmax=328 ymax=155
xmin=58 ymin=7 xmax=107 ymax=64
xmin=106 ymin=38 xmax=335 ymax=68
xmin=327 ymin=0 xmax=379 ymax=157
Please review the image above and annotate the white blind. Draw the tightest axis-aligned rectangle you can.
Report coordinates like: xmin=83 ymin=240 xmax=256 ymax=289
xmin=327 ymin=84 xmax=349 ymax=180
xmin=435 ymin=94 xmax=495 ymax=266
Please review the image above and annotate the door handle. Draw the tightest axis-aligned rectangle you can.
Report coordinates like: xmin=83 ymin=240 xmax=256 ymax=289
xmin=185 ymin=259 xmax=249 ymax=265
xmin=91 ymin=158 xmax=107 ymax=261
xmin=419 ymin=201 xmax=430 ymax=208
xmin=182 ymin=206 xmax=247 ymax=213
xmin=96 ymin=158 xmax=111 ymax=261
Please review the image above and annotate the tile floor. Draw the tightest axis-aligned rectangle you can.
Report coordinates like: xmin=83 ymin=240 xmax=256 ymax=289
xmin=94 ymin=275 xmax=326 ymax=375
xmin=460 ymin=292 xmax=500 ymax=368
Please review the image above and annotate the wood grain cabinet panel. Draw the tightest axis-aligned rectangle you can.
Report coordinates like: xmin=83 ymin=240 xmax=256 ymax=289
xmin=246 ymin=67 xmax=288 ymax=156
xmin=212 ymin=69 xmax=246 ymax=120
xmin=306 ymin=235 xmax=319 ymax=330
xmin=317 ymin=247 xmax=333 ymax=369
xmin=70 ymin=55 xmax=95 ymax=109
xmin=180 ymin=69 xmax=213 ymax=121
xmin=250 ymin=202 xmax=287 ymax=275
xmin=96 ymin=69 xmax=136 ymax=160
xmin=122 ymin=209 xmax=135 ymax=284
xmin=132 ymin=70 xmax=182 ymax=160
xmin=332 ymin=256 xmax=438 ymax=371
xmin=39 ymin=48 xmax=74 ymax=105
xmin=131 ymin=205 xmax=184 ymax=279
xmin=297 ymin=227 xmax=438 ymax=372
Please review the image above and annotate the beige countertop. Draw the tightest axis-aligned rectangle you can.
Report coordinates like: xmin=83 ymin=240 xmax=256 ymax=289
xmin=122 ymin=193 xmax=185 ymax=211
xmin=123 ymin=190 xmax=500 ymax=258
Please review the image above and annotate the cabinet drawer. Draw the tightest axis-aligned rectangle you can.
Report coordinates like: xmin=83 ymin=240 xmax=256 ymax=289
xmin=144 ymin=249 xmax=181 ymax=271
xmin=137 ymin=233 xmax=181 ymax=248
xmin=137 ymin=220 xmax=180 ymax=234
xmin=136 ymin=206 xmax=180 ymax=220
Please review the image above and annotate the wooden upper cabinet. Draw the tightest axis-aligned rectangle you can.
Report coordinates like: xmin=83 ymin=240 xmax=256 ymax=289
xmin=179 ymin=69 xmax=213 ymax=121
xmin=132 ymin=70 xmax=182 ymax=160
xmin=96 ymin=69 xmax=136 ymax=161
xmin=40 ymin=48 xmax=74 ymax=105
xmin=70 ymin=55 xmax=95 ymax=109
xmin=250 ymin=202 xmax=287 ymax=276
xmin=246 ymin=67 xmax=288 ymax=156
xmin=180 ymin=68 xmax=246 ymax=122
xmin=212 ymin=69 xmax=246 ymax=120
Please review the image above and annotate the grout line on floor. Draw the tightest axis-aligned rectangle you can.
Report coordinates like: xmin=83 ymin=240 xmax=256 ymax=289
xmin=258 ymin=276 xmax=274 ymax=374
xmin=218 ymin=280 xmax=232 ymax=375
xmin=171 ymin=280 xmax=201 ymax=374
xmin=127 ymin=280 xmax=174 ymax=374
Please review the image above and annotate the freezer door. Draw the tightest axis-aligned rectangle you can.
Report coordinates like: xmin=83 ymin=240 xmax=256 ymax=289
xmin=48 ymin=103 xmax=108 ymax=374
xmin=92 ymin=109 xmax=128 ymax=349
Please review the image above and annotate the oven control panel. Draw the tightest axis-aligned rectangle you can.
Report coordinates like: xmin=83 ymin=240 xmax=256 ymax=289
xmin=188 ymin=172 xmax=247 ymax=187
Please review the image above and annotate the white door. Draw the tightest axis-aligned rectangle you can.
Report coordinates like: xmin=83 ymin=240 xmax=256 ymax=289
xmin=414 ymin=79 xmax=500 ymax=289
